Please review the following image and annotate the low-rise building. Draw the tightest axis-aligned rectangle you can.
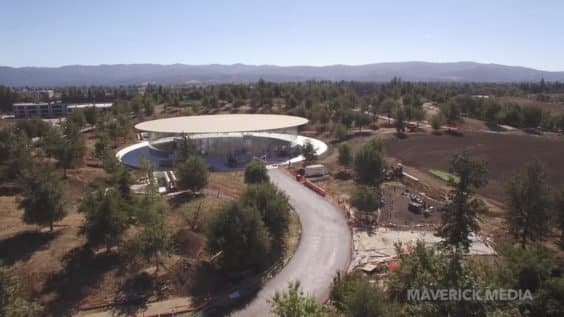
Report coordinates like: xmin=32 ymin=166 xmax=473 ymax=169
xmin=13 ymin=101 xmax=67 ymax=118
xmin=13 ymin=102 xmax=112 ymax=119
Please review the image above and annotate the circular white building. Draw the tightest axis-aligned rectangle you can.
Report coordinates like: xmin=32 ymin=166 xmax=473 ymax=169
xmin=117 ymin=114 xmax=327 ymax=170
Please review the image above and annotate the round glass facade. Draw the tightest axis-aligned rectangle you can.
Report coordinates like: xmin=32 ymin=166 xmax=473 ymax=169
xmin=146 ymin=127 xmax=301 ymax=168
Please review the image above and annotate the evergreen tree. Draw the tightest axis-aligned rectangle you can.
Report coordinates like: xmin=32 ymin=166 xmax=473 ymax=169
xmin=207 ymin=202 xmax=271 ymax=271
xmin=19 ymin=162 xmax=66 ymax=231
xmin=244 ymin=160 xmax=269 ymax=184
xmin=128 ymin=190 xmax=171 ymax=273
xmin=333 ymin=122 xmax=348 ymax=141
xmin=555 ymin=188 xmax=564 ymax=247
xmin=437 ymin=153 xmax=487 ymax=251
xmin=337 ymin=142 xmax=353 ymax=168
xmin=301 ymin=141 xmax=317 ymax=164
xmin=269 ymin=281 xmax=323 ymax=317
xmin=241 ymin=182 xmax=290 ymax=242
xmin=0 ymin=267 xmax=43 ymax=317
xmin=331 ymin=272 xmax=403 ymax=317
xmin=79 ymin=188 xmax=130 ymax=251
xmin=175 ymin=134 xmax=197 ymax=162
xmin=506 ymin=160 xmax=552 ymax=247
xmin=353 ymin=139 xmax=386 ymax=186
xmin=176 ymin=156 xmax=209 ymax=192
xmin=351 ymin=185 xmax=381 ymax=212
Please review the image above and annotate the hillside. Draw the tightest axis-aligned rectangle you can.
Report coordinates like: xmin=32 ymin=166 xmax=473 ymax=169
xmin=1 ymin=61 xmax=564 ymax=86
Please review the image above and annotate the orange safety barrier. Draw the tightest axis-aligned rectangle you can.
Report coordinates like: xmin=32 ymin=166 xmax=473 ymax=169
xmin=303 ymin=178 xmax=326 ymax=196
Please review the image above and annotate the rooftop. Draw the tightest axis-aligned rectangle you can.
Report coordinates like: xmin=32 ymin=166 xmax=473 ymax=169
xmin=134 ymin=114 xmax=308 ymax=134
xmin=13 ymin=102 xmax=49 ymax=106
xmin=67 ymin=103 xmax=113 ymax=109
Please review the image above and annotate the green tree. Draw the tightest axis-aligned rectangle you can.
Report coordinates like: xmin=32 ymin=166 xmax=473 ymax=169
xmin=481 ymin=99 xmax=501 ymax=124
xmin=430 ymin=113 xmax=444 ymax=133
xmin=66 ymin=110 xmax=86 ymax=130
xmin=353 ymin=139 xmax=386 ymax=186
xmin=0 ymin=267 xmax=43 ymax=317
xmin=437 ymin=153 xmax=487 ymax=251
xmin=350 ymin=185 xmax=381 ymax=212
xmin=441 ymin=100 xmax=461 ymax=124
xmin=45 ymin=126 xmax=85 ymax=177
xmin=79 ymin=188 xmax=130 ymax=252
xmin=555 ymin=188 xmax=564 ymax=247
xmin=394 ymin=106 xmax=406 ymax=135
xmin=128 ymin=192 xmax=171 ymax=273
xmin=355 ymin=113 xmax=371 ymax=131
xmin=506 ymin=160 xmax=552 ymax=247
xmin=333 ymin=122 xmax=348 ymax=141
xmin=388 ymin=241 xmax=486 ymax=317
xmin=175 ymin=134 xmax=197 ymax=162
xmin=0 ymin=130 xmax=31 ymax=180
xmin=241 ymin=182 xmax=290 ymax=242
xmin=111 ymin=166 xmax=131 ymax=199
xmin=176 ymin=156 xmax=209 ymax=192
xmin=19 ymin=162 xmax=66 ymax=231
xmin=207 ymin=202 xmax=271 ymax=271
xmin=93 ymin=133 xmax=110 ymax=160
xmin=15 ymin=118 xmax=50 ymax=138
xmin=269 ymin=281 xmax=323 ymax=317
xmin=331 ymin=272 xmax=403 ymax=317
xmin=301 ymin=141 xmax=317 ymax=164
xmin=521 ymin=106 xmax=542 ymax=128
xmin=84 ymin=106 xmax=98 ymax=125
xmin=494 ymin=244 xmax=564 ymax=317
xmin=244 ymin=160 xmax=269 ymax=184
xmin=337 ymin=142 xmax=353 ymax=168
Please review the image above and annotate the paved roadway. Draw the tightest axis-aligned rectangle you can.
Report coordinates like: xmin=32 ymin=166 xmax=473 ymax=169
xmin=232 ymin=168 xmax=351 ymax=316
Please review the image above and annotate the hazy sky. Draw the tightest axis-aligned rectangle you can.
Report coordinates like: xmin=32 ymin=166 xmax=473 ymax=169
xmin=1 ymin=0 xmax=563 ymax=70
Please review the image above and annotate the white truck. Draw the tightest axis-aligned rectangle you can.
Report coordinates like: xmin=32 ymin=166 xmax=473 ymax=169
xmin=304 ymin=164 xmax=327 ymax=178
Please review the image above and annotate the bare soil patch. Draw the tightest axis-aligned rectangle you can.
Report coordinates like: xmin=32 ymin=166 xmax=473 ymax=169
xmin=383 ymin=132 xmax=564 ymax=201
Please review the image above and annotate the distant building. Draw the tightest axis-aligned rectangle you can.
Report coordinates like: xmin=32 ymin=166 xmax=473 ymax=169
xmin=67 ymin=103 xmax=113 ymax=113
xmin=13 ymin=101 xmax=67 ymax=119
xmin=13 ymin=102 xmax=112 ymax=119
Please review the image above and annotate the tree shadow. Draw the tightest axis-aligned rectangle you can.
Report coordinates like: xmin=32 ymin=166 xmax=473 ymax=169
xmin=0 ymin=183 xmax=21 ymax=196
xmin=486 ymin=122 xmax=507 ymax=132
xmin=41 ymin=247 xmax=122 ymax=316
xmin=396 ymin=132 xmax=408 ymax=139
xmin=0 ymin=230 xmax=60 ymax=266
xmin=334 ymin=170 xmax=352 ymax=180
xmin=445 ymin=130 xmax=464 ymax=137
xmin=110 ymin=272 xmax=161 ymax=316
xmin=167 ymin=191 xmax=198 ymax=208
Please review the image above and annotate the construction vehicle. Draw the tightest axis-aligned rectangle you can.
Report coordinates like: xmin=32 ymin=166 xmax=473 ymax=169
xmin=408 ymin=201 xmax=424 ymax=214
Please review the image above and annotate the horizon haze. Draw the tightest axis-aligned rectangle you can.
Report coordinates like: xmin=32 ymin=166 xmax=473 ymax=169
xmin=2 ymin=61 xmax=564 ymax=86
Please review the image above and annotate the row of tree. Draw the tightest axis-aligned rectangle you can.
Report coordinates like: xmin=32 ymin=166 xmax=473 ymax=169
xmin=206 ymin=161 xmax=290 ymax=272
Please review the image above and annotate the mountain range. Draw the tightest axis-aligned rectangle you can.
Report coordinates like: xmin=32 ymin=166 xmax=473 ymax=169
xmin=1 ymin=62 xmax=563 ymax=87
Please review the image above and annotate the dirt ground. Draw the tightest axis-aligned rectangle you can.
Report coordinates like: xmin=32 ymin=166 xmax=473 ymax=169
xmin=383 ymin=132 xmax=564 ymax=201
xmin=379 ymin=182 xmax=442 ymax=227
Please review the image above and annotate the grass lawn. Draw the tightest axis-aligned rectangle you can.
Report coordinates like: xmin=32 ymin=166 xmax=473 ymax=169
xmin=429 ymin=169 xmax=460 ymax=184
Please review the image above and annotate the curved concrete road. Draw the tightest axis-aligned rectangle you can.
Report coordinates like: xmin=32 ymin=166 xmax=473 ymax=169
xmin=233 ymin=168 xmax=351 ymax=316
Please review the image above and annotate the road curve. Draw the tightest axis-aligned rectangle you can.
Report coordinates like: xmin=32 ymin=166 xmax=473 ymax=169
xmin=232 ymin=168 xmax=351 ymax=316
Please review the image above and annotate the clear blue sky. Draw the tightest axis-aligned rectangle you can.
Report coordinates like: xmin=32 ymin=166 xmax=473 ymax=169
xmin=1 ymin=0 xmax=563 ymax=70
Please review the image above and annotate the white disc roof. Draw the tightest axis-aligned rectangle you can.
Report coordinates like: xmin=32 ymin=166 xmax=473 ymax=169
xmin=135 ymin=114 xmax=308 ymax=134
